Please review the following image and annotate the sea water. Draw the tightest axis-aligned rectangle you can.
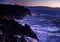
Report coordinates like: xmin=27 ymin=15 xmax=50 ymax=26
xmin=17 ymin=7 xmax=60 ymax=42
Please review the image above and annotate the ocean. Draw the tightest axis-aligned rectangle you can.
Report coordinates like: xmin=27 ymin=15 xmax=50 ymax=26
xmin=17 ymin=6 xmax=60 ymax=42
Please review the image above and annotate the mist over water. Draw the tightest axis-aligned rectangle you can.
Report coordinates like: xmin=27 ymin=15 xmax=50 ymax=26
xmin=17 ymin=7 xmax=60 ymax=42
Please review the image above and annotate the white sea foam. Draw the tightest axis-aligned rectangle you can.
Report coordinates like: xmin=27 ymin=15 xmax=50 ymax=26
xmin=17 ymin=12 xmax=60 ymax=42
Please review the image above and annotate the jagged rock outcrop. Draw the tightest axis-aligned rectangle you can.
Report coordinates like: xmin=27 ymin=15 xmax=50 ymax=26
xmin=0 ymin=4 xmax=31 ymax=19
xmin=0 ymin=4 xmax=38 ymax=42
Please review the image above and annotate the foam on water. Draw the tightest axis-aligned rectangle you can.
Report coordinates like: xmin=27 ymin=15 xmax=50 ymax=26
xmin=17 ymin=12 xmax=60 ymax=42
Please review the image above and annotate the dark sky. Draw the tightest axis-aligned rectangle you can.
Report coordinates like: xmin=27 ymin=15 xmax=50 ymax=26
xmin=0 ymin=0 xmax=60 ymax=7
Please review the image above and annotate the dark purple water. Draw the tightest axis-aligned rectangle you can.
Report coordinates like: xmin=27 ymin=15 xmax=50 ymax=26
xmin=17 ymin=7 xmax=60 ymax=42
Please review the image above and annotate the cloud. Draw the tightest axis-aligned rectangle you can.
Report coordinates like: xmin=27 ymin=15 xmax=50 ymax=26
xmin=1 ymin=0 xmax=60 ymax=3
xmin=1 ymin=0 xmax=60 ymax=7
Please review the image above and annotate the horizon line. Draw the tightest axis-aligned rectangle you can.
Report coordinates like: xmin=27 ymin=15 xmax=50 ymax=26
xmin=0 ymin=3 xmax=60 ymax=8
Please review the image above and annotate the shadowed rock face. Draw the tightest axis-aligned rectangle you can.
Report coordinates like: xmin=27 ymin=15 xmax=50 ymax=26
xmin=0 ymin=19 xmax=39 ymax=42
xmin=0 ymin=4 xmax=31 ymax=19
xmin=0 ymin=4 xmax=38 ymax=42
